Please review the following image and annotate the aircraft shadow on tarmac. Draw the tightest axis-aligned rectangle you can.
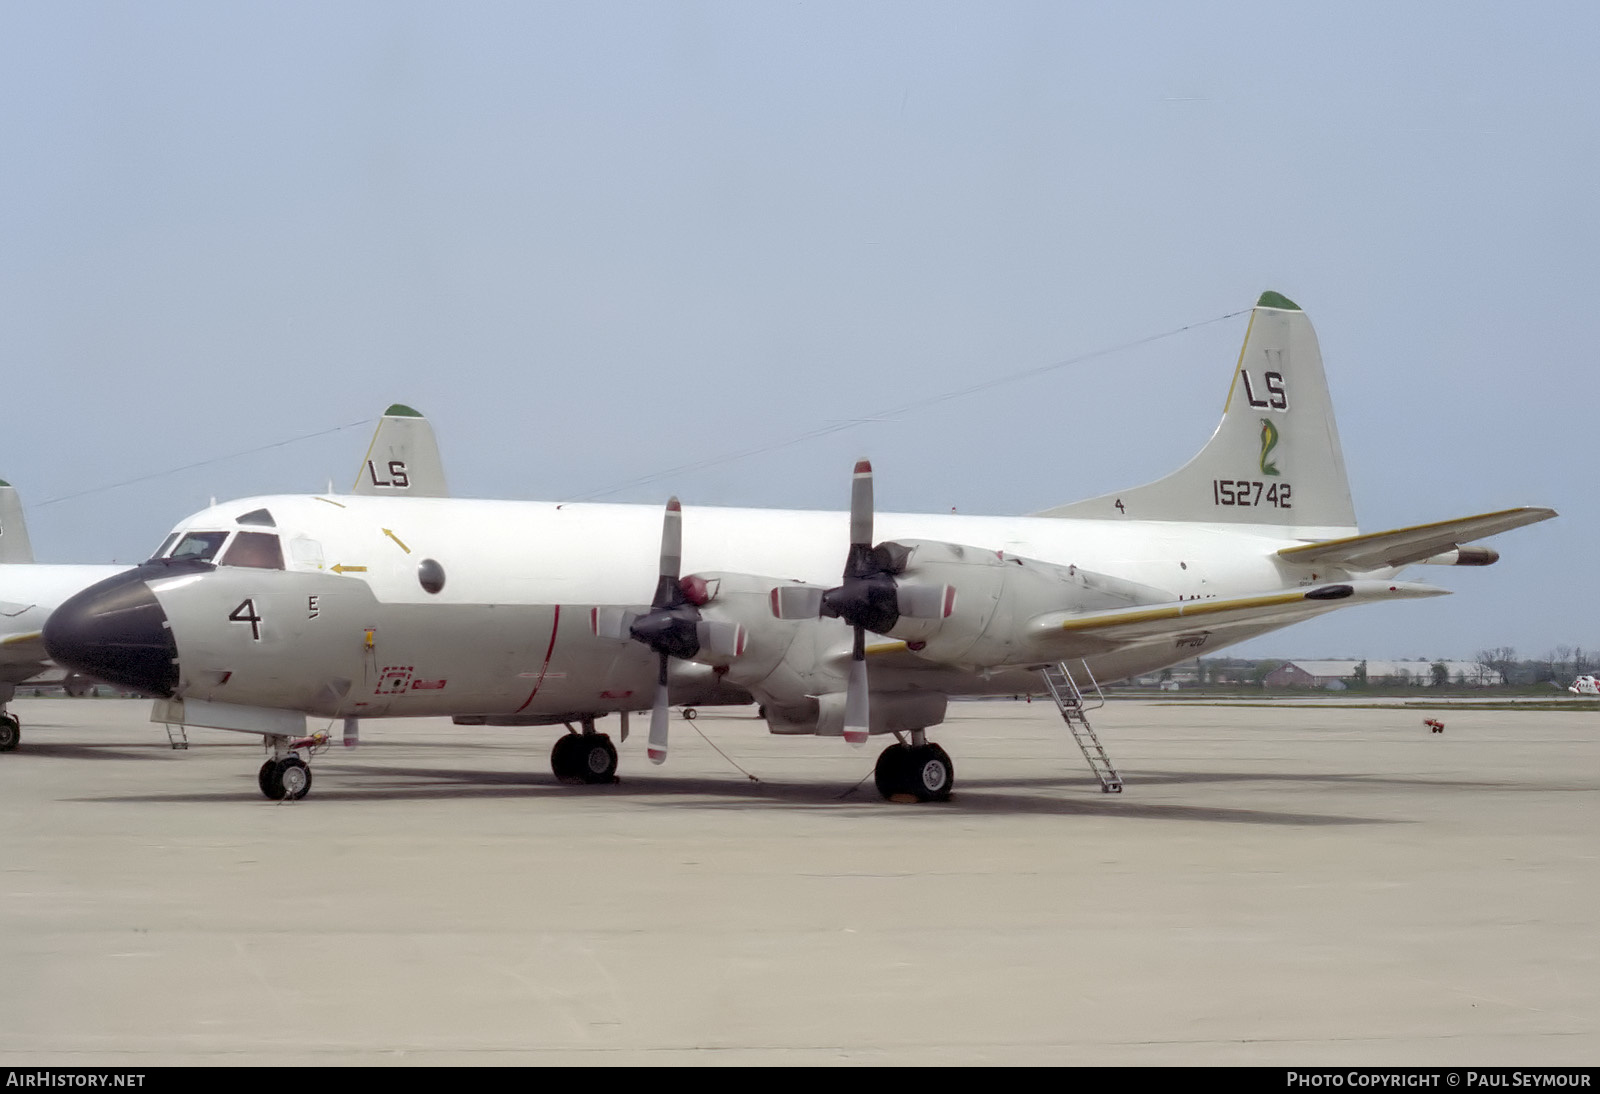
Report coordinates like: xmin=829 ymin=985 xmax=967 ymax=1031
xmin=66 ymin=760 xmax=1409 ymax=826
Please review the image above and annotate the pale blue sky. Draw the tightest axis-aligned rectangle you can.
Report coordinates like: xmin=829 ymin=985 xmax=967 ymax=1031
xmin=3 ymin=2 xmax=1594 ymax=661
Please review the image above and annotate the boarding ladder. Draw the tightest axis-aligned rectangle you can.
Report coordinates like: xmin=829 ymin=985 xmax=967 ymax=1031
xmin=1039 ymin=661 xmax=1122 ymax=793
xmin=164 ymin=721 xmax=189 ymax=750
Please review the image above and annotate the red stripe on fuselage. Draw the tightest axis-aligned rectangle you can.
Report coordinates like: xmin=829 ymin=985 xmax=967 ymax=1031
xmin=514 ymin=604 xmax=563 ymax=713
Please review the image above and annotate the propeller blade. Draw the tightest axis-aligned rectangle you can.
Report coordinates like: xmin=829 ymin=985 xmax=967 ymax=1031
xmin=660 ymin=497 xmax=682 ymax=581
xmin=696 ymin=619 xmax=746 ymax=659
xmin=843 ymin=627 xmax=869 ymax=745
xmin=771 ymin=584 xmax=825 ymax=619
xmin=648 ymin=654 xmax=670 ymax=764
xmin=849 ymin=459 xmax=873 ymax=548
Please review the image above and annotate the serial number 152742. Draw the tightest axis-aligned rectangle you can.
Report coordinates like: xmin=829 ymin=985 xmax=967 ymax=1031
xmin=1213 ymin=480 xmax=1292 ymax=508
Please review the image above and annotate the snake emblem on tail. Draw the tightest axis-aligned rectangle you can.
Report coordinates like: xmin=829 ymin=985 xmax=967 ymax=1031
xmin=1259 ymin=418 xmax=1281 ymax=476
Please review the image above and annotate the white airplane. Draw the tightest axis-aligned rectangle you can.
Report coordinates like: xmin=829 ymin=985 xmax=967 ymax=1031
xmin=0 ymin=404 xmax=445 ymax=751
xmin=1569 ymin=676 xmax=1598 ymax=696
xmin=0 ymin=480 xmax=126 ymax=750
xmin=42 ymin=293 xmax=1555 ymax=801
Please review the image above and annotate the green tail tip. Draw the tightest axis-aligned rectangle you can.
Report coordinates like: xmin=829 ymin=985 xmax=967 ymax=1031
xmin=1256 ymin=291 xmax=1300 ymax=311
xmin=383 ymin=404 xmax=424 ymax=418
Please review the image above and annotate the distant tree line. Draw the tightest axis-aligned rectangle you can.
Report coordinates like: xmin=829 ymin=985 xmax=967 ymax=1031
xmin=1475 ymin=647 xmax=1595 ymax=687
xmin=1182 ymin=650 xmax=1594 ymax=689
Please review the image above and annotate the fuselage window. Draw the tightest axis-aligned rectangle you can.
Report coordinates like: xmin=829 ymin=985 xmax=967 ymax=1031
xmin=169 ymin=531 xmax=230 ymax=562
xmin=221 ymin=531 xmax=286 ymax=570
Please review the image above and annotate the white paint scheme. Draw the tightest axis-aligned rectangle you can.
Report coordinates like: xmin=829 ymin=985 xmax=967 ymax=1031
xmin=44 ymin=294 xmax=1555 ymax=796
xmin=1569 ymin=675 xmax=1598 ymax=696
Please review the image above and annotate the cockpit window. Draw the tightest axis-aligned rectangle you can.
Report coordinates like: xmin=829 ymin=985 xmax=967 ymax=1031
xmin=169 ymin=532 xmax=230 ymax=562
xmin=221 ymin=531 xmax=285 ymax=570
xmin=148 ymin=533 xmax=180 ymax=562
xmin=235 ymin=508 xmax=276 ymax=528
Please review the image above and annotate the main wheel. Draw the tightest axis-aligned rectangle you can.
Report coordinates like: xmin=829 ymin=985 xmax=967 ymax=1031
xmin=875 ymin=742 xmax=954 ymax=802
xmin=273 ymin=757 xmax=312 ymax=801
xmin=0 ymin=714 xmax=19 ymax=752
xmin=906 ymin=743 xmax=954 ymax=802
xmin=577 ymin=735 xmax=618 ymax=784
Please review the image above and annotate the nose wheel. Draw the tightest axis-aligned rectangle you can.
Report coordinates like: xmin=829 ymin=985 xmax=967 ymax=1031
xmin=258 ymin=756 xmax=313 ymax=801
xmin=255 ymin=733 xmax=326 ymax=800
xmin=0 ymin=713 xmax=19 ymax=752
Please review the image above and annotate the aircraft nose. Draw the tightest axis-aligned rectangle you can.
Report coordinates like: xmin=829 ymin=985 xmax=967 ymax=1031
xmin=43 ymin=565 xmax=181 ymax=698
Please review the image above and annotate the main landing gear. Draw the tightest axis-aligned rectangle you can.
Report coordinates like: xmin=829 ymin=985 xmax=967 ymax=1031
xmin=550 ymin=719 xmax=618 ymax=785
xmin=257 ymin=732 xmax=329 ymax=801
xmin=873 ymin=730 xmax=954 ymax=803
xmin=0 ymin=685 xmax=18 ymax=752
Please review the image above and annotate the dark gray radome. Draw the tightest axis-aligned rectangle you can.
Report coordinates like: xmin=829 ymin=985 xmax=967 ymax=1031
xmin=42 ymin=561 xmax=202 ymax=697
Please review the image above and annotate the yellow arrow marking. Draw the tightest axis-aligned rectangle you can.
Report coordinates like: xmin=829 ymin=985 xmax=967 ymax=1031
xmin=383 ymin=528 xmax=411 ymax=554
xmin=330 ymin=564 xmax=368 ymax=574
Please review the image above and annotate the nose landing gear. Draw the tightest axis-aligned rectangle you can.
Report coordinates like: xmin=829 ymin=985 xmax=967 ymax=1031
xmin=257 ymin=733 xmax=327 ymax=800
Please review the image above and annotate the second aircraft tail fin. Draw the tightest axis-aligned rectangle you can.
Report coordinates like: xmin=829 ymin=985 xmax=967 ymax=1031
xmin=352 ymin=404 xmax=449 ymax=498
xmin=0 ymin=480 xmax=34 ymax=564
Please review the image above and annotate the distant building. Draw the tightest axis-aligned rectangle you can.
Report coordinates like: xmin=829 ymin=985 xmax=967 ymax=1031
xmin=1262 ymin=660 xmax=1502 ymax=688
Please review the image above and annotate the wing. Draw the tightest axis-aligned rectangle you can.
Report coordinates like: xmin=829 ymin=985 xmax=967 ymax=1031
xmin=0 ymin=630 xmax=50 ymax=684
xmin=1020 ymin=580 xmax=1450 ymax=661
xmin=1277 ymin=507 xmax=1556 ymax=570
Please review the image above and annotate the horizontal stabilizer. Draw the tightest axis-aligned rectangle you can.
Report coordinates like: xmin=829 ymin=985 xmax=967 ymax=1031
xmin=1277 ymin=508 xmax=1557 ymax=570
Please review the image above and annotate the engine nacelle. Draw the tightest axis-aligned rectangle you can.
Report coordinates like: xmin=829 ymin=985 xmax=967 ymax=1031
xmin=879 ymin=539 xmax=1169 ymax=668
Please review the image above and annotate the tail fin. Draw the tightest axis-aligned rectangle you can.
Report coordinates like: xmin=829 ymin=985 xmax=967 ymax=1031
xmin=351 ymin=404 xmax=449 ymax=497
xmin=0 ymin=479 xmax=34 ymax=563
xmin=1038 ymin=292 xmax=1357 ymax=532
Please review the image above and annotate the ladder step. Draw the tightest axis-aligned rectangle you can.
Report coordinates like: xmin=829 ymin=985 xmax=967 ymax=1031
xmin=1040 ymin=661 xmax=1122 ymax=793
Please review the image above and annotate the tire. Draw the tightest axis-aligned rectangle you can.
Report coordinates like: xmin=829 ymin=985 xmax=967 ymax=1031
xmin=551 ymin=734 xmax=583 ymax=784
xmin=258 ymin=759 xmax=280 ymax=799
xmin=682 ymin=707 xmax=698 ymax=721
xmin=874 ymin=743 xmax=912 ymax=800
xmin=274 ymin=757 xmax=312 ymax=801
xmin=0 ymin=714 xmax=19 ymax=752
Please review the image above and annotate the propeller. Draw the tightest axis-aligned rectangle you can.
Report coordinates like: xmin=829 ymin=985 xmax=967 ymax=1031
xmin=627 ymin=499 xmax=699 ymax=764
xmin=816 ymin=460 xmax=957 ymax=745
xmin=819 ymin=460 xmax=901 ymax=745
xmin=625 ymin=498 xmax=744 ymax=764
